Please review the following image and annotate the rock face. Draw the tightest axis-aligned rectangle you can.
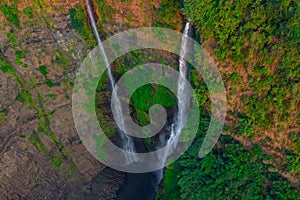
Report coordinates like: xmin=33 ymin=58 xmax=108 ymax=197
xmin=0 ymin=0 xmax=184 ymax=198
xmin=0 ymin=2 xmax=125 ymax=199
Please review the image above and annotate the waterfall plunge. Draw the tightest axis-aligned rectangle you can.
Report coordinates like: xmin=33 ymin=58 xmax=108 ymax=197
xmin=159 ymin=22 xmax=192 ymax=163
xmin=85 ymin=0 xmax=192 ymax=167
xmin=84 ymin=0 xmax=137 ymax=164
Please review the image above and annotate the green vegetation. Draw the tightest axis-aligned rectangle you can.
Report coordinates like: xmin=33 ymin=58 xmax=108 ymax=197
xmin=184 ymin=0 xmax=299 ymax=135
xmin=95 ymin=49 xmax=178 ymax=138
xmin=160 ymin=130 xmax=299 ymax=199
xmin=0 ymin=59 xmax=16 ymax=74
xmin=0 ymin=1 xmax=84 ymax=190
xmin=153 ymin=0 xmax=181 ymax=29
xmin=19 ymin=134 xmax=26 ymax=138
xmin=35 ymin=93 xmax=71 ymax=170
xmin=156 ymin=166 xmax=180 ymax=200
xmin=95 ymin=106 xmax=117 ymax=137
xmin=34 ymin=178 xmax=42 ymax=187
xmin=50 ymin=156 xmax=62 ymax=170
xmin=15 ymin=50 xmax=26 ymax=66
xmin=69 ymin=8 xmax=84 ymax=32
xmin=0 ymin=112 xmax=6 ymax=123
xmin=6 ymin=30 xmax=17 ymax=45
xmin=36 ymin=65 xmax=48 ymax=78
xmin=54 ymin=50 xmax=69 ymax=69
xmin=1 ymin=57 xmax=70 ymax=170
xmin=183 ymin=0 xmax=299 ymax=174
xmin=117 ymin=50 xmax=178 ymax=125
xmin=0 ymin=59 xmax=35 ymax=107
xmin=69 ymin=6 xmax=96 ymax=48
xmin=0 ymin=109 xmax=8 ymax=124
xmin=94 ymin=0 xmax=116 ymax=23
xmin=129 ymin=84 xmax=176 ymax=125
xmin=158 ymin=0 xmax=300 ymax=198
xmin=0 ymin=0 xmax=298 ymax=198
xmin=45 ymin=80 xmax=60 ymax=87
xmin=1 ymin=4 xmax=20 ymax=29
xmin=36 ymin=65 xmax=61 ymax=87
xmin=23 ymin=7 xmax=33 ymax=18
xmin=29 ymin=132 xmax=47 ymax=153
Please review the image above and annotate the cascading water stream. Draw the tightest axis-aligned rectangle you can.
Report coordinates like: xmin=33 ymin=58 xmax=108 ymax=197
xmin=84 ymin=0 xmax=137 ymax=163
xmin=159 ymin=22 xmax=192 ymax=163
xmin=85 ymin=0 xmax=191 ymax=173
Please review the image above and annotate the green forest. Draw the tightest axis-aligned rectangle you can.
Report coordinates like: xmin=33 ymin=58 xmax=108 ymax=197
xmin=158 ymin=0 xmax=299 ymax=199
xmin=0 ymin=0 xmax=299 ymax=199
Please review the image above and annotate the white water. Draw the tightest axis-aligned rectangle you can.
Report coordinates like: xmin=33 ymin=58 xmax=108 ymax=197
xmin=85 ymin=0 xmax=191 ymax=166
xmin=160 ymin=22 xmax=191 ymax=162
xmin=84 ymin=0 xmax=137 ymax=163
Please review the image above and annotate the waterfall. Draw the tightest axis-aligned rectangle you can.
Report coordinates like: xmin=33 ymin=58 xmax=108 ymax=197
xmin=85 ymin=0 xmax=191 ymax=166
xmin=84 ymin=0 xmax=137 ymax=163
xmin=160 ymin=22 xmax=192 ymax=162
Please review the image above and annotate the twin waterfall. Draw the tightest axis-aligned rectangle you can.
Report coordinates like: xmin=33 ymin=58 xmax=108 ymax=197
xmin=84 ymin=0 xmax=191 ymax=166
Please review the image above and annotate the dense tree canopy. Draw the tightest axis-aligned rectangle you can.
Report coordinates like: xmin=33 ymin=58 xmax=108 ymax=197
xmin=158 ymin=0 xmax=299 ymax=199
